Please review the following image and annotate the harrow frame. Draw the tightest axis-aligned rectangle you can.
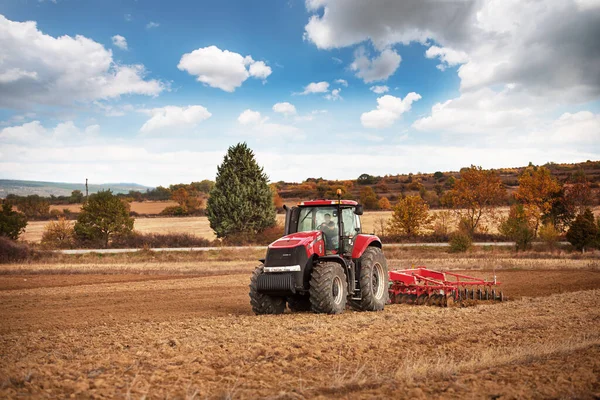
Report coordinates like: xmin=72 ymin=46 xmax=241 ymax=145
xmin=388 ymin=267 xmax=503 ymax=306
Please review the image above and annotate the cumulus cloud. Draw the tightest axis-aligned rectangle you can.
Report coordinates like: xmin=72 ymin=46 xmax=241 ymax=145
xmin=0 ymin=15 xmax=164 ymax=109
xmin=0 ymin=120 xmax=99 ymax=144
xmin=412 ymin=88 xmax=537 ymax=135
xmin=425 ymin=46 xmax=468 ymax=71
xmin=304 ymin=0 xmax=600 ymax=101
xmin=526 ymin=111 xmax=600 ymax=144
xmin=237 ymin=109 xmax=304 ymax=139
xmin=178 ymin=46 xmax=272 ymax=92
xmin=139 ymin=105 xmax=212 ymax=134
xmin=272 ymin=102 xmax=297 ymax=116
xmin=298 ymin=81 xmax=329 ymax=95
xmin=361 ymin=93 xmax=421 ymax=129
xmin=334 ymin=78 xmax=348 ymax=87
xmin=370 ymin=85 xmax=389 ymax=94
xmin=350 ymin=47 xmax=401 ymax=83
xmin=111 ymin=34 xmax=128 ymax=50
xmin=324 ymin=88 xmax=342 ymax=101
xmin=238 ymin=109 xmax=264 ymax=125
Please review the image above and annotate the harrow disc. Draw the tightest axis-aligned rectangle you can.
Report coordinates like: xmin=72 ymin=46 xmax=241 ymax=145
xmin=406 ymin=294 xmax=417 ymax=305
xmin=416 ymin=294 xmax=428 ymax=305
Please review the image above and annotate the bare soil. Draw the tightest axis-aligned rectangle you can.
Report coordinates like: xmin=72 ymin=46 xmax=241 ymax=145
xmin=1 ymin=262 xmax=599 ymax=399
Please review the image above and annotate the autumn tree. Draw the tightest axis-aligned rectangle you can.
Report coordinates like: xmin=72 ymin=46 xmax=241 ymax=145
xmin=388 ymin=195 xmax=432 ymax=236
xmin=359 ymin=187 xmax=379 ymax=210
xmin=14 ymin=195 xmax=50 ymax=219
xmin=74 ymin=190 xmax=134 ymax=247
xmin=450 ymin=165 xmax=506 ymax=235
xmin=171 ymin=187 xmax=201 ymax=213
xmin=564 ymin=169 xmax=593 ymax=215
xmin=378 ymin=197 xmax=391 ymax=210
xmin=515 ymin=165 xmax=561 ymax=235
xmin=500 ymin=204 xmax=535 ymax=251
xmin=271 ymin=183 xmax=284 ymax=210
xmin=41 ymin=217 xmax=74 ymax=249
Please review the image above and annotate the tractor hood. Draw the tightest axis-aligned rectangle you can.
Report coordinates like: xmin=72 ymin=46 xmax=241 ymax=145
xmin=268 ymin=231 xmax=321 ymax=250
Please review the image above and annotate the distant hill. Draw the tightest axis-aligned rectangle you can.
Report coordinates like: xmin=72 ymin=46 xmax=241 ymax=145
xmin=0 ymin=179 xmax=152 ymax=198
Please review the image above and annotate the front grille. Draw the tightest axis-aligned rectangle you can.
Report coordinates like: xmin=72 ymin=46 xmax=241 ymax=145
xmin=257 ymin=273 xmax=295 ymax=294
xmin=266 ymin=246 xmax=307 ymax=268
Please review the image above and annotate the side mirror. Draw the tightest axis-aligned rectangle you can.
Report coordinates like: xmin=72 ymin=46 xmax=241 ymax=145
xmin=354 ymin=204 xmax=364 ymax=215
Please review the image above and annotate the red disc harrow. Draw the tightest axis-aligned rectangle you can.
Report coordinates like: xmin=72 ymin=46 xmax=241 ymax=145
xmin=388 ymin=267 xmax=503 ymax=307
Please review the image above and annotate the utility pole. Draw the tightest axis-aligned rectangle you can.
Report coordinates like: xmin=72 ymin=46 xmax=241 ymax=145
xmin=85 ymin=178 xmax=88 ymax=200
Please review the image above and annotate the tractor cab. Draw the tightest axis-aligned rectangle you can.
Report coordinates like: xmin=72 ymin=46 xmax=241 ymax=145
xmin=284 ymin=199 xmax=364 ymax=255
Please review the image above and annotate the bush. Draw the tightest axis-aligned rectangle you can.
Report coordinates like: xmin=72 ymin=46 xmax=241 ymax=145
xmin=448 ymin=231 xmax=472 ymax=253
xmin=74 ymin=190 xmax=134 ymax=248
xmin=0 ymin=203 xmax=28 ymax=240
xmin=566 ymin=208 xmax=598 ymax=252
xmin=49 ymin=209 xmax=62 ymax=218
xmin=160 ymin=206 xmax=188 ymax=216
xmin=0 ymin=237 xmax=32 ymax=263
xmin=41 ymin=217 xmax=74 ymax=249
xmin=538 ymin=222 xmax=560 ymax=250
xmin=500 ymin=205 xmax=535 ymax=251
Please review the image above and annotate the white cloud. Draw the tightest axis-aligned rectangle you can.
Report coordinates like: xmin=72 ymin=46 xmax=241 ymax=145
xmin=370 ymin=85 xmax=389 ymax=94
xmin=324 ymin=88 xmax=342 ymax=101
xmin=272 ymin=102 xmax=297 ymax=116
xmin=304 ymin=0 xmax=600 ymax=101
xmin=526 ymin=111 xmax=600 ymax=144
xmin=0 ymin=15 xmax=164 ymax=109
xmin=0 ymin=120 xmax=99 ymax=144
xmin=111 ymin=34 xmax=128 ymax=50
xmin=146 ymin=21 xmax=160 ymax=29
xmin=350 ymin=47 xmax=401 ymax=83
xmin=332 ymin=57 xmax=343 ymax=64
xmin=178 ymin=46 xmax=272 ymax=92
xmin=298 ymin=81 xmax=329 ymax=95
xmin=139 ymin=105 xmax=212 ymax=134
xmin=361 ymin=93 xmax=421 ymax=129
xmin=412 ymin=88 xmax=536 ymax=135
xmin=425 ymin=45 xmax=468 ymax=71
xmin=124 ymin=14 xmax=132 ymax=22
xmin=334 ymin=78 xmax=348 ymax=87
xmin=238 ymin=109 xmax=264 ymax=125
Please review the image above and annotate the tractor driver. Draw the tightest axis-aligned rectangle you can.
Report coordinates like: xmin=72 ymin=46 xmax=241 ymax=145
xmin=318 ymin=213 xmax=338 ymax=250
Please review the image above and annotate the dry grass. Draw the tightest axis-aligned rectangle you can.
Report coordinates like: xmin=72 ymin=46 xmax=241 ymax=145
xmin=49 ymin=201 xmax=178 ymax=215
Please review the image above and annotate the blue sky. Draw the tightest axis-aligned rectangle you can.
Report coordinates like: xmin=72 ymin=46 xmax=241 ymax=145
xmin=0 ymin=0 xmax=599 ymax=186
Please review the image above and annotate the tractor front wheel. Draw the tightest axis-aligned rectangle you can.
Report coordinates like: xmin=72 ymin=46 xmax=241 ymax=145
xmin=350 ymin=247 xmax=389 ymax=311
xmin=249 ymin=265 xmax=286 ymax=315
xmin=309 ymin=262 xmax=347 ymax=314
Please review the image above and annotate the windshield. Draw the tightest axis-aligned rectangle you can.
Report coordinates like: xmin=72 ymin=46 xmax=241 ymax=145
xmin=297 ymin=206 xmax=358 ymax=251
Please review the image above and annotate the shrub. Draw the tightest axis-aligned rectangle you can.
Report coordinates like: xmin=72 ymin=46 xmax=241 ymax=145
xmin=74 ymin=190 xmax=134 ymax=248
xmin=41 ymin=217 xmax=74 ymax=249
xmin=538 ymin=222 xmax=560 ymax=250
xmin=500 ymin=204 xmax=535 ymax=251
xmin=49 ymin=209 xmax=63 ymax=218
xmin=448 ymin=231 xmax=472 ymax=253
xmin=566 ymin=208 xmax=598 ymax=252
xmin=0 ymin=203 xmax=28 ymax=240
xmin=0 ymin=237 xmax=32 ymax=263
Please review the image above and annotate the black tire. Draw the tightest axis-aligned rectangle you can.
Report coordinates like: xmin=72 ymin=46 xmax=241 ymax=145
xmin=287 ymin=295 xmax=312 ymax=312
xmin=309 ymin=262 xmax=347 ymax=314
xmin=350 ymin=247 xmax=389 ymax=311
xmin=249 ymin=265 xmax=286 ymax=315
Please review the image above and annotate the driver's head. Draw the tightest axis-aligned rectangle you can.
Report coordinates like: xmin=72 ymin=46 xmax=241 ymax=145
xmin=324 ymin=213 xmax=331 ymax=222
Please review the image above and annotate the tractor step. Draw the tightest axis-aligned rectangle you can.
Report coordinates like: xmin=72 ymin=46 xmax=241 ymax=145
xmin=388 ymin=267 xmax=503 ymax=307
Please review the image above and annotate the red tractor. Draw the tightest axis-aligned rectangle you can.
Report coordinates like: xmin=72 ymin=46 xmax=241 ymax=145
xmin=249 ymin=196 xmax=388 ymax=314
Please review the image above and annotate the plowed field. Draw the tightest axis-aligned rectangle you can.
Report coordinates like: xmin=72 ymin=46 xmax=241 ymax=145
xmin=1 ymin=260 xmax=599 ymax=399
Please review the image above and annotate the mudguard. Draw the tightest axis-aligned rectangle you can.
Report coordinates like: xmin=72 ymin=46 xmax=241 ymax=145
xmin=351 ymin=234 xmax=382 ymax=259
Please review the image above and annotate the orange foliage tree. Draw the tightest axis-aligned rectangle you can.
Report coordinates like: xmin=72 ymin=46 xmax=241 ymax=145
xmin=378 ymin=197 xmax=391 ymax=210
xmin=450 ymin=165 xmax=506 ymax=235
xmin=388 ymin=195 xmax=432 ymax=236
xmin=515 ymin=165 xmax=561 ymax=235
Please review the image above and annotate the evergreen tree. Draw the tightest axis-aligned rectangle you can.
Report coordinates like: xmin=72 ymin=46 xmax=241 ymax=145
xmin=207 ymin=143 xmax=276 ymax=239
xmin=74 ymin=190 xmax=134 ymax=247
xmin=566 ymin=208 xmax=598 ymax=252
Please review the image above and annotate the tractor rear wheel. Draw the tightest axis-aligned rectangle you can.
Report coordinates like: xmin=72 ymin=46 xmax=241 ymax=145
xmin=309 ymin=262 xmax=347 ymax=314
xmin=249 ymin=265 xmax=286 ymax=315
xmin=287 ymin=295 xmax=312 ymax=312
xmin=350 ymin=247 xmax=389 ymax=311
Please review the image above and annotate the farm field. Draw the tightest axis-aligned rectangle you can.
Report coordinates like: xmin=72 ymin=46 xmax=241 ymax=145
xmin=0 ymin=253 xmax=599 ymax=399
xmin=21 ymin=208 xmax=510 ymax=243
